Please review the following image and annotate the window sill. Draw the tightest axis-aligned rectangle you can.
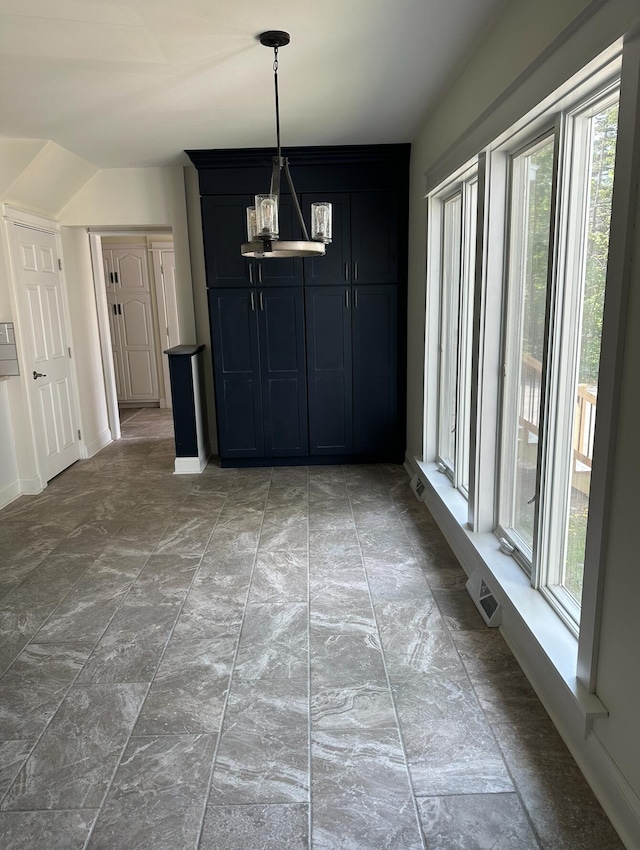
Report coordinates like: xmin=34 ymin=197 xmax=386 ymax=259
xmin=413 ymin=457 xmax=607 ymax=734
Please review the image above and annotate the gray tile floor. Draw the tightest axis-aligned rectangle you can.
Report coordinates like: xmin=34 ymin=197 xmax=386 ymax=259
xmin=0 ymin=408 xmax=625 ymax=849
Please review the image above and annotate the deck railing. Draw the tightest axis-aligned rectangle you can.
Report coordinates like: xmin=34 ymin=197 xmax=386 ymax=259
xmin=518 ymin=353 xmax=597 ymax=470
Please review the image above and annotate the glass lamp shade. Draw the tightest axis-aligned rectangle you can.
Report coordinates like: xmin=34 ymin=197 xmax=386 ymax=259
xmin=246 ymin=206 xmax=257 ymax=242
xmin=311 ymin=202 xmax=332 ymax=243
xmin=255 ymin=194 xmax=279 ymax=238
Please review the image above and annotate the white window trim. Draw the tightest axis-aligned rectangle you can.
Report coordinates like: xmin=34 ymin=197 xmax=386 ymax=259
xmin=420 ymin=33 xmax=639 ymax=703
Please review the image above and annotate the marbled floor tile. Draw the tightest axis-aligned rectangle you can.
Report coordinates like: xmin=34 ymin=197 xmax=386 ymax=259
xmin=392 ymin=678 xmax=513 ymax=796
xmin=234 ymin=603 xmax=308 ymax=680
xmin=0 ymin=555 xmax=94 ymax=674
xmin=0 ymin=742 xmax=32 ymax=798
xmin=201 ymin=803 xmax=309 ymax=850
xmin=197 ymin=548 xmax=256 ymax=580
xmin=85 ymin=549 xmax=150 ymax=582
xmin=356 ymin=527 xmax=415 ymax=561
xmin=432 ymin=588 xmax=486 ymax=631
xmin=364 ymin=554 xmax=432 ymax=602
xmin=258 ymin=520 xmax=309 ymax=554
xmin=155 ymin=511 xmax=215 ymax=557
xmin=0 ymin=810 xmax=97 ymax=850
xmin=33 ymin=568 xmax=134 ymax=644
xmin=179 ymin=491 xmax=228 ymax=515
xmin=174 ymin=583 xmax=245 ymax=641
xmin=126 ymin=554 xmax=199 ymax=607
xmin=248 ymin=551 xmax=308 ymax=603
xmin=492 ymin=720 xmax=625 ymax=850
xmin=133 ymin=637 xmax=234 ymax=735
xmin=311 ymin=633 xmax=386 ymax=687
xmin=76 ymin=603 xmax=180 ymax=683
xmin=309 ymin=573 xmax=372 ymax=631
xmin=209 ymin=679 xmax=308 ymax=804
xmin=375 ymin=599 xmax=467 ymax=681
xmin=0 ymin=643 xmax=93 ymax=738
xmin=308 ymin=529 xmax=361 ymax=560
xmin=311 ymin=684 xmax=397 ymax=731
xmin=2 ymin=683 xmax=147 ymax=811
xmin=420 ymin=562 xmax=468 ymax=589
xmin=351 ymin=504 xmax=401 ymax=530
xmin=87 ymin=734 xmax=217 ymax=850
xmin=270 ymin=466 xmax=309 ymax=486
xmin=311 ymin=729 xmax=423 ymax=850
xmin=417 ymin=793 xmax=539 ymax=850
xmin=308 ymin=508 xmax=356 ymax=533
xmin=51 ymin=520 xmax=123 ymax=556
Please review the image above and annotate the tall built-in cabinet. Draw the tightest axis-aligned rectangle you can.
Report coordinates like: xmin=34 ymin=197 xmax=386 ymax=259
xmin=187 ymin=145 xmax=410 ymax=466
xmin=102 ymin=244 xmax=160 ymax=404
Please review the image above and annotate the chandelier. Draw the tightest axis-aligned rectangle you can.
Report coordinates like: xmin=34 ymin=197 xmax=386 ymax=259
xmin=241 ymin=31 xmax=332 ymax=259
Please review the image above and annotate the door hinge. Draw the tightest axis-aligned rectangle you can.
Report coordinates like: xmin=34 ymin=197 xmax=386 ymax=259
xmin=68 ymin=347 xmax=72 ymax=358
xmin=58 ymin=258 xmax=62 ymax=271
xmin=77 ymin=429 xmax=81 ymax=440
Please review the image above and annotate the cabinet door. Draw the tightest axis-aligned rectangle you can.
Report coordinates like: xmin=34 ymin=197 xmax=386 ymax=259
xmin=202 ymin=195 xmax=253 ymax=287
xmin=352 ymin=285 xmax=398 ymax=455
xmin=305 ymin=286 xmax=353 ymax=455
xmin=208 ymin=288 xmax=264 ymax=458
xmin=258 ymin=197 xmax=304 ymax=287
xmin=302 ymin=193 xmax=351 ymax=286
xmin=350 ymin=192 xmax=399 ymax=285
xmin=257 ymin=287 xmax=308 ymax=456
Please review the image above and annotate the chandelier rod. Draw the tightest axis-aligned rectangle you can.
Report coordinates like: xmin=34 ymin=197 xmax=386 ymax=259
xmin=273 ymin=46 xmax=282 ymax=161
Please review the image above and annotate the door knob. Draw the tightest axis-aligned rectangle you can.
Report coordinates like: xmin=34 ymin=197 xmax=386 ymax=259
xmin=33 ymin=371 xmax=47 ymax=379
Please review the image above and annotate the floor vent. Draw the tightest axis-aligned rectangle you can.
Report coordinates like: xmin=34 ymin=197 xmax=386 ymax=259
xmin=409 ymin=474 xmax=426 ymax=501
xmin=466 ymin=570 xmax=502 ymax=627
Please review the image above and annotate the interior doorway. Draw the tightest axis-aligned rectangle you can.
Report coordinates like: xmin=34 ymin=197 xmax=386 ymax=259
xmin=88 ymin=230 xmax=179 ymax=443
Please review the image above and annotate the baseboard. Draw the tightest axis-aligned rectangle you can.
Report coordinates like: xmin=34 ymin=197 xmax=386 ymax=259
xmin=0 ymin=477 xmax=21 ymax=509
xmin=18 ymin=476 xmax=44 ymax=496
xmin=84 ymin=428 xmax=112 ymax=459
xmin=174 ymin=455 xmax=209 ymax=475
xmin=403 ymin=452 xmax=640 ymax=850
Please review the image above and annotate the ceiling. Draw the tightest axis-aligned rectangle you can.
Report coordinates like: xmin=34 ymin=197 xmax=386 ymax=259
xmin=0 ymin=0 xmax=505 ymax=168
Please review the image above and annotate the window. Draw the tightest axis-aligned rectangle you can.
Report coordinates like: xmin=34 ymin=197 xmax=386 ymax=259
xmin=435 ymin=173 xmax=478 ymax=497
xmin=424 ymin=59 xmax=622 ymax=637
xmin=496 ymin=85 xmax=619 ymax=629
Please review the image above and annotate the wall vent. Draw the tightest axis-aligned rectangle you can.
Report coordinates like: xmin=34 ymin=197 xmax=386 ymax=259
xmin=466 ymin=570 xmax=502 ymax=627
xmin=409 ymin=474 xmax=426 ymax=501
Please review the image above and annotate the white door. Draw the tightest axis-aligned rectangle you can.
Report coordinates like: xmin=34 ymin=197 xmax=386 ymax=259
xmin=103 ymin=245 xmax=160 ymax=403
xmin=152 ymin=247 xmax=179 ymax=407
xmin=12 ymin=225 xmax=81 ymax=482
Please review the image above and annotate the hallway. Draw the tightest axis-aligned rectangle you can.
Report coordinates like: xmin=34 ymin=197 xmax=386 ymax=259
xmin=0 ymin=410 xmax=623 ymax=849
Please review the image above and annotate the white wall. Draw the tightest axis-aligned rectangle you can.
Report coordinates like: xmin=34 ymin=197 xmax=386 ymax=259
xmin=406 ymin=0 xmax=640 ymax=841
xmin=59 ymin=167 xmax=196 ymax=345
xmin=0 ymin=380 xmax=19 ymax=507
xmin=0 ymin=158 xmax=198 ymax=497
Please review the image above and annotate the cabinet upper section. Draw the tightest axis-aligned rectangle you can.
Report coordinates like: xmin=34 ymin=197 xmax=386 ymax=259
xmin=187 ymin=144 xmax=410 ymax=290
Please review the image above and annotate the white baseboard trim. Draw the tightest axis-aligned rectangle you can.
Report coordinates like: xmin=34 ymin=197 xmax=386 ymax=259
xmin=404 ymin=452 xmax=640 ymax=850
xmin=18 ymin=476 xmax=45 ymax=496
xmin=174 ymin=454 xmax=209 ymax=475
xmin=84 ymin=428 xmax=112 ymax=458
xmin=0 ymin=477 xmax=21 ymax=509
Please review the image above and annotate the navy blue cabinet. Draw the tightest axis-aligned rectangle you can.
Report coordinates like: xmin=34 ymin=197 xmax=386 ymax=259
xmin=208 ymin=287 xmax=308 ymax=460
xmin=305 ymin=286 xmax=353 ymax=454
xmin=305 ymin=285 xmax=398 ymax=458
xmin=352 ymin=285 xmax=398 ymax=453
xmin=189 ymin=144 xmax=409 ymax=466
xmin=302 ymin=191 xmax=398 ymax=286
xmin=202 ymin=195 xmax=303 ymax=288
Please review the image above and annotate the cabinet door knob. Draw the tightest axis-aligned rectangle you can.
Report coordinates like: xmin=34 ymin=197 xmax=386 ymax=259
xmin=353 ymin=261 xmax=358 ymax=281
xmin=345 ymin=289 xmax=349 ymax=309
xmin=258 ymin=264 xmax=263 ymax=285
xmin=248 ymin=263 xmax=254 ymax=284
xmin=250 ymin=291 xmax=256 ymax=311
xmin=259 ymin=291 xmax=264 ymax=311
xmin=345 ymin=263 xmax=349 ymax=281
